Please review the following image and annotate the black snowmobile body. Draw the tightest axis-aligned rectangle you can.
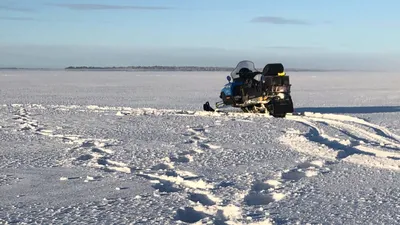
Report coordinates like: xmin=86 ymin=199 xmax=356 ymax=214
xmin=203 ymin=60 xmax=294 ymax=117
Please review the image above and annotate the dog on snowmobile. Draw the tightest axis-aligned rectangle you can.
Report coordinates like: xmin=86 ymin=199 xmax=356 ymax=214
xmin=203 ymin=60 xmax=294 ymax=117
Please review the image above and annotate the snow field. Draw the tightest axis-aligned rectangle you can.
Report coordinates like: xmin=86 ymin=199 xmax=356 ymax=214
xmin=0 ymin=70 xmax=399 ymax=224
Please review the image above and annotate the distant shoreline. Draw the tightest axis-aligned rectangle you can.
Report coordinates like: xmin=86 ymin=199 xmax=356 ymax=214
xmin=64 ymin=66 xmax=350 ymax=72
xmin=0 ymin=66 xmax=352 ymax=72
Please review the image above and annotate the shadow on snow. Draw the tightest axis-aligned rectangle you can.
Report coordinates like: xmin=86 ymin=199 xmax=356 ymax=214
xmin=295 ymin=106 xmax=400 ymax=114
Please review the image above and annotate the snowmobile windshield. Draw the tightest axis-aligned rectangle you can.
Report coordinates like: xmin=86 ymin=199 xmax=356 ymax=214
xmin=230 ymin=60 xmax=257 ymax=79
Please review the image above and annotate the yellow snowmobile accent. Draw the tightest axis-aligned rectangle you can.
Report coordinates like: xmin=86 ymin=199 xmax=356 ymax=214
xmin=278 ymin=72 xmax=286 ymax=76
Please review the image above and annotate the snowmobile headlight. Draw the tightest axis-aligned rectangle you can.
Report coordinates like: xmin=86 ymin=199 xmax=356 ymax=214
xmin=277 ymin=93 xmax=285 ymax=99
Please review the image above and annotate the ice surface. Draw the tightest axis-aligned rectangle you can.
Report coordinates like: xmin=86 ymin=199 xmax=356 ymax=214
xmin=0 ymin=70 xmax=399 ymax=224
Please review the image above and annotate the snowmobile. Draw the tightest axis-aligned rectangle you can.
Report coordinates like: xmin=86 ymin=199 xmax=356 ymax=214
xmin=203 ymin=60 xmax=294 ymax=117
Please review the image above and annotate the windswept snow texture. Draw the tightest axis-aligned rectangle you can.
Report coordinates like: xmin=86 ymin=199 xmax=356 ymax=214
xmin=0 ymin=70 xmax=399 ymax=224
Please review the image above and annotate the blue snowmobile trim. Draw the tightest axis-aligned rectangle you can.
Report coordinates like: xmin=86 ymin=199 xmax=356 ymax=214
xmin=220 ymin=80 xmax=243 ymax=98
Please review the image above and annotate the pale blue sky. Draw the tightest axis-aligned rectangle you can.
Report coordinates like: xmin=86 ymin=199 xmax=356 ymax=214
xmin=1 ymin=0 xmax=399 ymax=69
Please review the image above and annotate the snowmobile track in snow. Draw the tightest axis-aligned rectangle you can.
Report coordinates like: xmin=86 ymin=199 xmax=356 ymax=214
xmin=282 ymin=112 xmax=400 ymax=171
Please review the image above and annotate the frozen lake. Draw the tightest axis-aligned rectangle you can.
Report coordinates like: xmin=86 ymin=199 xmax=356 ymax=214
xmin=0 ymin=70 xmax=399 ymax=224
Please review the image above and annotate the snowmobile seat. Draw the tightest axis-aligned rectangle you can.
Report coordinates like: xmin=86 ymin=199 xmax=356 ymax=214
xmin=235 ymin=68 xmax=262 ymax=84
xmin=238 ymin=68 xmax=255 ymax=79
xmin=262 ymin=63 xmax=284 ymax=76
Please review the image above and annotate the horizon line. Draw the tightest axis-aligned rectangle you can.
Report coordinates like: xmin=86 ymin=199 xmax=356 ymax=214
xmin=0 ymin=65 xmax=384 ymax=72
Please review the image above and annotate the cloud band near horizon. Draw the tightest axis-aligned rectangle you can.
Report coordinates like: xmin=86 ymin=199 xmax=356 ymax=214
xmin=47 ymin=3 xmax=171 ymax=10
xmin=0 ymin=5 xmax=35 ymax=12
xmin=0 ymin=16 xmax=35 ymax=21
xmin=250 ymin=16 xmax=310 ymax=25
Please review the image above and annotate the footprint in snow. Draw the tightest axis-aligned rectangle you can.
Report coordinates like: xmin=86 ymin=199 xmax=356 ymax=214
xmin=243 ymin=159 xmax=332 ymax=213
xmin=188 ymin=192 xmax=216 ymax=206
xmin=151 ymin=162 xmax=174 ymax=171
xmin=280 ymin=159 xmax=331 ymax=182
xmin=244 ymin=180 xmax=285 ymax=206
xmin=181 ymin=125 xmax=222 ymax=152
xmin=141 ymin=125 xmax=249 ymax=224
xmin=152 ymin=180 xmax=182 ymax=193
xmin=169 ymin=153 xmax=193 ymax=163
xmin=70 ymin=139 xmax=132 ymax=174
xmin=174 ymin=207 xmax=208 ymax=223
xmin=197 ymin=142 xmax=221 ymax=150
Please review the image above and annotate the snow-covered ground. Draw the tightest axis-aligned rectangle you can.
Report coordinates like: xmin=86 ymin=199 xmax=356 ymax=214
xmin=0 ymin=70 xmax=399 ymax=224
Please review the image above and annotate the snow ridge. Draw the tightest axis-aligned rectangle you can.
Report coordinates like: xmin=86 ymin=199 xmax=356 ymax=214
xmin=8 ymin=103 xmax=266 ymax=119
